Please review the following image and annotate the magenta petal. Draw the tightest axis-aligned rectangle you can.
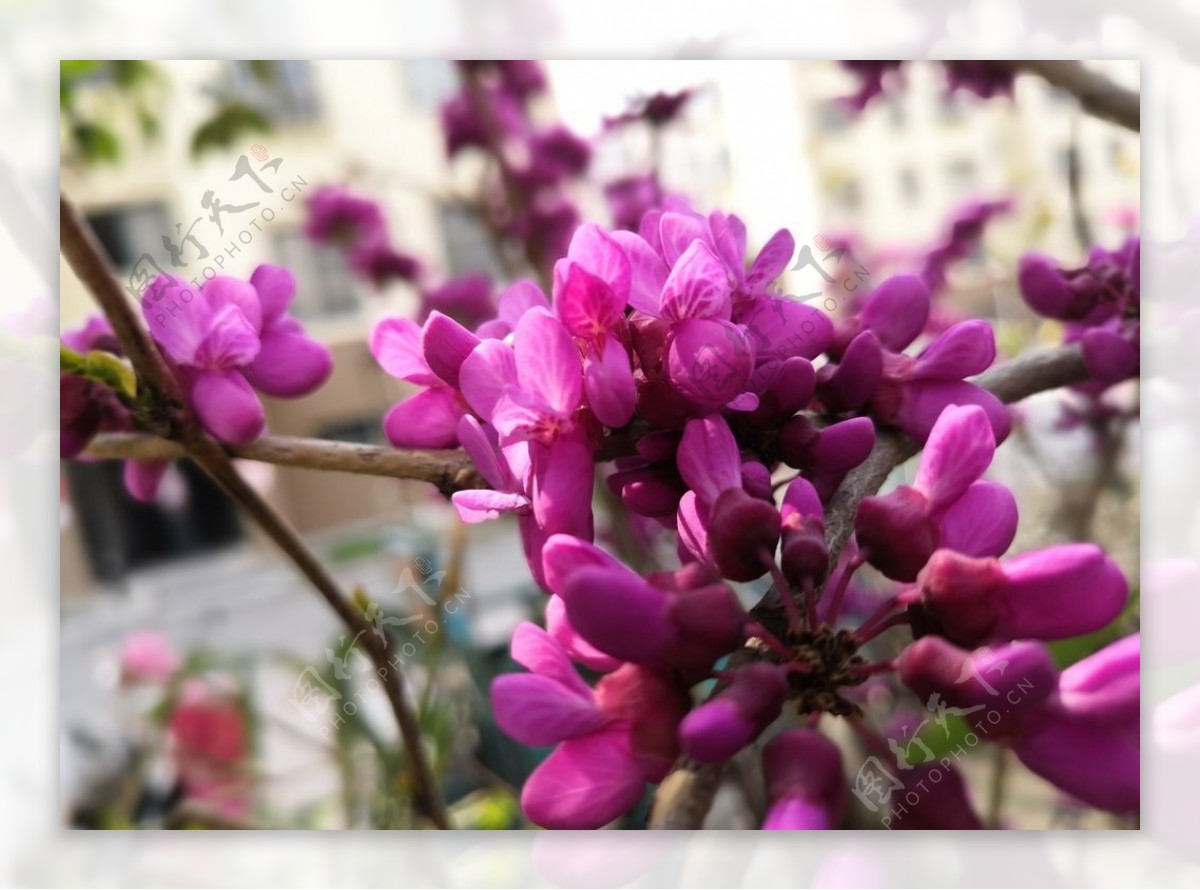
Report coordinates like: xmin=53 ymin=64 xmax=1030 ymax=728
xmin=658 ymin=211 xmax=710 ymax=265
xmin=937 ymin=480 xmax=1017 ymax=558
xmin=746 ymin=229 xmax=796 ymax=288
xmin=422 ymin=311 xmax=480 ymax=388
xmin=584 ymin=337 xmax=636 ymax=428
xmin=781 ymin=477 xmax=824 ymax=524
xmin=555 ymin=263 xmax=624 ymax=341
xmin=510 ymin=622 xmax=594 ymax=696
xmin=243 ymin=328 xmax=332 ymax=397
xmin=1081 ymin=327 xmax=1138 ymax=386
xmin=452 ymin=489 xmax=529 ymax=523
xmin=910 ymin=320 xmax=996 ymax=381
xmin=514 ymin=308 xmax=583 ymax=415
xmin=861 ymin=274 xmax=930 ymax=351
xmin=819 ymin=330 xmax=883 ymax=410
xmin=666 ymin=318 xmax=753 ymax=409
xmin=382 ymin=388 xmax=462 ymax=449
xmin=806 ymin=417 xmax=876 ymax=502
xmin=660 ymin=240 xmax=733 ymax=322
xmin=893 ymin=381 xmax=1012 ymax=444
xmin=459 ymin=339 xmax=518 ymax=420
xmin=679 ymin=700 xmax=756 ymax=764
xmin=141 ymin=276 xmax=209 ymax=364
xmin=190 ymin=370 xmax=264 ymax=444
xmin=491 ymin=674 xmax=609 ymax=746
xmin=455 ymin=416 xmax=511 ymax=491
xmin=762 ymin=729 xmax=847 ymax=828
xmin=249 ymin=263 xmax=295 ymax=327
xmin=193 ymin=303 xmax=261 ymax=369
xmin=530 ymin=433 xmax=595 ymax=540
xmin=610 ymin=230 xmax=669 ymax=315
xmin=914 ymin=404 xmax=995 ymax=513
xmin=566 ymin=222 xmax=632 ymax=302
xmin=561 ymin=565 xmax=675 ymax=664
xmin=739 ymin=296 xmax=834 ymax=365
xmin=1013 ymin=719 xmax=1139 ymax=814
xmin=545 ymin=594 xmax=622 ymax=673
xmin=521 ymin=729 xmax=647 ymax=829
xmin=123 ymin=459 xmax=169 ymax=503
xmin=203 ymin=275 xmax=262 ymax=333
xmin=677 ymin=414 xmax=742 ymax=506
xmin=497 ymin=279 xmax=551 ymax=327
xmin=542 ymin=533 xmax=626 ymax=598
xmin=762 ymin=798 xmax=834 ymax=830
xmin=1018 ymin=253 xmax=1076 ymax=319
xmin=370 ymin=317 xmax=438 ymax=385
xmin=998 ymin=544 xmax=1129 ymax=640
xmin=676 ymin=491 xmax=711 ymax=565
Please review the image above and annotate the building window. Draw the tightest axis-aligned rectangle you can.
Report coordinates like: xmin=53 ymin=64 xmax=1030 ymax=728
xmin=938 ymin=93 xmax=963 ymax=122
xmin=898 ymin=167 xmax=920 ymax=203
xmin=438 ymin=203 xmax=505 ymax=277
xmin=272 ymin=229 xmax=361 ymax=320
xmin=947 ymin=158 xmax=977 ymax=191
xmin=228 ymin=61 xmax=321 ymax=123
xmin=832 ymin=177 xmax=861 ymax=212
xmin=402 ymin=60 xmax=459 ymax=109
xmin=887 ymin=96 xmax=906 ymax=129
xmin=85 ymin=202 xmax=172 ymax=271
xmin=817 ymin=99 xmax=853 ymax=132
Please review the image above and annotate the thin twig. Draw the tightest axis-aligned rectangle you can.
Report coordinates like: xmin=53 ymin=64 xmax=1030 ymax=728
xmin=84 ymin=432 xmax=485 ymax=496
xmin=60 ymin=193 xmax=451 ymax=829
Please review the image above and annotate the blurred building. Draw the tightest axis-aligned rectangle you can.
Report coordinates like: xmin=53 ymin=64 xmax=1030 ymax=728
xmin=793 ymin=60 xmax=1140 ymax=262
xmin=60 ymin=60 xmax=488 ymax=600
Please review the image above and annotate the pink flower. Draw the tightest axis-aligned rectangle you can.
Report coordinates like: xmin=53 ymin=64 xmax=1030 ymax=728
xmin=761 ymin=730 xmax=847 ymax=830
xmin=118 ymin=630 xmax=181 ymax=684
xmin=491 ymin=623 xmax=688 ymax=828
xmin=142 ymin=265 xmax=332 ymax=444
xmin=168 ymin=676 xmax=251 ymax=820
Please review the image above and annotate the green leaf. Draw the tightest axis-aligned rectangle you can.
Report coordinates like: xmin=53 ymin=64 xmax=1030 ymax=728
xmin=189 ymin=101 xmax=272 ymax=158
xmin=246 ymin=60 xmax=278 ymax=84
xmin=60 ymin=345 xmax=137 ymax=400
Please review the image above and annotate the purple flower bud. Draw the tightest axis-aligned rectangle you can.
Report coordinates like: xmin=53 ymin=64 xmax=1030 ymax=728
xmin=707 ymin=487 xmax=782 ymax=582
xmin=421 ymin=311 xmax=480 ymax=389
xmin=1018 ymin=253 xmax=1085 ymax=320
xmin=855 ymin=486 xmax=939 ymax=582
xmin=663 ymin=583 xmax=747 ymax=679
xmin=860 ymin=273 xmax=930 ymax=352
xmin=1080 ymin=324 xmax=1139 ymax=386
xmin=913 ymin=545 xmax=1129 ymax=646
xmin=817 ymin=330 xmax=883 ymax=412
xmin=607 ymin=464 xmax=686 ymax=518
xmin=679 ymin=664 xmax=789 ymax=762
xmin=761 ymin=729 xmax=847 ymax=830
xmin=740 ymin=460 xmax=774 ymax=502
xmin=889 ymin=763 xmax=984 ymax=829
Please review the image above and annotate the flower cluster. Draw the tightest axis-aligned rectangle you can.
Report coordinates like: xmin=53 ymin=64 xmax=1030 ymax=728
xmin=305 ymin=185 xmax=423 ymax=290
xmin=370 ymin=204 xmax=1133 ymax=828
xmin=61 ymin=266 xmax=333 ymax=501
xmin=1018 ymin=236 xmax=1140 ymax=391
xmin=441 ymin=60 xmax=591 ymax=271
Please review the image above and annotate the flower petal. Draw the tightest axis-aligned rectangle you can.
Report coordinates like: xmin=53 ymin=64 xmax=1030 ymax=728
xmin=610 ymin=230 xmax=668 ymax=315
xmin=542 ymin=533 xmax=626 ymax=598
xmin=914 ymin=404 xmax=996 ymax=513
xmin=860 ymin=274 xmax=930 ymax=351
xmin=660 ymin=240 xmax=732 ymax=322
xmin=910 ymin=320 xmax=996 ymax=381
xmin=510 ymin=621 xmax=593 ymax=696
xmin=584 ymin=337 xmax=636 ymax=428
xmin=521 ymin=729 xmax=647 ymax=829
xmin=566 ymin=222 xmax=632 ymax=303
xmin=545 ymin=593 xmax=622 ymax=673
xmin=242 ymin=328 xmax=332 ymax=397
xmin=123 ymin=459 xmax=170 ymax=503
xmin=382 ymin=388 xmax=462 ymax=449
xmin=190 ymin=370 xmax=265 ymax=444
xmin=249 ymin=264 xmax=295 ymax=328
xmin=937 ymin=480 xmax=1018 ymax=558
xmin=460 ymin=339 xmax=518 ymax=420
xmin=421 ymin=311 xmax=480 ymax=388
xmin=491 ymin=673 xmax=609 ymax=746
xmin=561 ymin=565 xmax=675 ymax=664
xmin=452 ymin=489 xmax=529 ymax=523
xmin=677 ymin=414 xmax=742 ymax=506
xmin=998 ymin=544 xmax=1129 ymax=640
xmin=514 ymin=308 xmax=583 ymax=415
xmin=746 ymin=228 xmax=795 ymax=288
xmin=370 ymin=317 xmax=438 ymax=385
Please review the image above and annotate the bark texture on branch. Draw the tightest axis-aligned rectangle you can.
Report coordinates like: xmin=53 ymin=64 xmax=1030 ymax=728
xmin=992 ymin=60 xmax=1140 ymax=132
xmin=647 ymin=342 xmax=1089 ymax=829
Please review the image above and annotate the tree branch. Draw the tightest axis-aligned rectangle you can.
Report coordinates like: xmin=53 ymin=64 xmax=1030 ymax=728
xmin=60 ymin=193 xmax=451 ymax=829
xmin=648 ymin=341 xmax=1089 ymax=829
xmin=992 ymin=60 xmax=1139 ymax=132
xmin=83 ymin=432 xmax=485 ymax=496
